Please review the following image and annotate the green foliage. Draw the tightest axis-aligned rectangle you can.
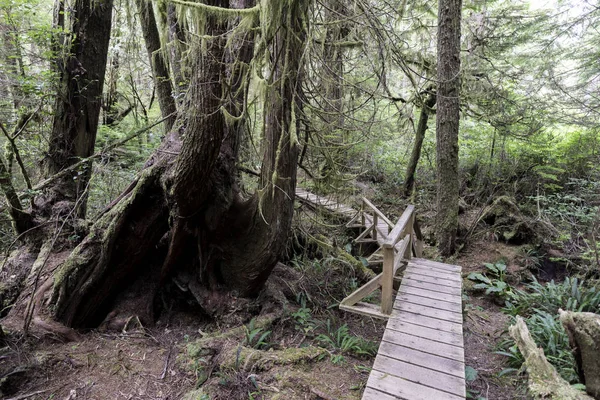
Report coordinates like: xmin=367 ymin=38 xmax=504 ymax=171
xmin=529 ymin=192 xmax=599 ymax=227
xmin=497 ymin=310 xmax=578 ymax=383
xmin=315 ymin=320 xmax=377 ymax=359
xmin=504 ymin=276 xmax=600 ymax=317
xmin=467 ymin=262 xmax=514 ymax=300
xmin=244 ymin=318 xmax=272 ymax=350
xmin=465 ymin=365 xmax=478 ymax=382
xmin=291 ymin=306 xmax=317 ymax=336
xmin=498 ymin=277 xmax=600 ymax=384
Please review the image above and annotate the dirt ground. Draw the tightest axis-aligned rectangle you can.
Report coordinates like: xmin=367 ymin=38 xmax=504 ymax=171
xmin=1 ymin=237 xmax=535 ymax=400
xmin=458 ymin=239 xmax=531 ymax=400
xmin=1 ymin=303 xmax=385 ymax=400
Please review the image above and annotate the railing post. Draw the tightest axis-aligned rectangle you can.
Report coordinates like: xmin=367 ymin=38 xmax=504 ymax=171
xmin=381 ymin=245 xmax=394 ymax=315
xmin=405 ymin=214 xmax=414 ymax=260
xmin=361 ymin=200 xmax=365 ymax=227
xmin=373 ymin=214 xmax=378 ymax=241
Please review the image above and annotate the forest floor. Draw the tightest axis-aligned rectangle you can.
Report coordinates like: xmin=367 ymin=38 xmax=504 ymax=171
xmin=1 ymin=200 xmax=538 ymax=400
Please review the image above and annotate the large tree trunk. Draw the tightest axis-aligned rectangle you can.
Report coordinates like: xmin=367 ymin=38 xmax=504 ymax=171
xmin=4 ymin=0 xmax=310 ymax=332
xmin=39 ymin=0 xmax=114 ymax=218
xmin=134 ymin=0 xmax=177 ymax=132
xmin=0 ymin=0 xmax=113 ymax=320
xmin=166 ymin=3 xmax=188 ymax=102
xmin=403 ymin=88 xmax=436 ymax=197
xmin=435 ymin=0 xmax=462 ymax=256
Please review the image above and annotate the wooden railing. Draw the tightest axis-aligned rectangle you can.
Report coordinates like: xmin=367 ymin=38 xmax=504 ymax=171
xmin=350 ymin=197 xmax=395 ymax=243
xmin=340 ymin=202 xmax=423 ymax=319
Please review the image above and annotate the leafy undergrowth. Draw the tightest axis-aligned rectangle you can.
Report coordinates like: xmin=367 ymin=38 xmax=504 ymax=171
xmin=461 ymin=237 xmax=600 ymax=399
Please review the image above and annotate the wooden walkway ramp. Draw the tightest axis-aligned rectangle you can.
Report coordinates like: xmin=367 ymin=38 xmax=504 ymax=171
xmin=363 ymin=258 xmax=465 ymax=400
xmin=295 ymin=188 xmax=466 ymax=400
xmin=295 ymin=188 xmax=390 ymax=245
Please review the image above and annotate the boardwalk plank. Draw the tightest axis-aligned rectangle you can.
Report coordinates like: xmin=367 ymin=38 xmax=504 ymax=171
xmin=373 ymin=354 xmax=466 ymax=396
xmin=362 ymin=387 xmax=401 ymax=400
xmin=395 ymin=301 xmax=463 ymax=323
xmin=402 ymin=278 xmax=462 ymax=296
xmin=398 ymin=284 xmax=462 ymax=304
xmin=395 ymin=293 xmax=463 ymax=314
xmin=378 ymin=341 xmax=465 ymax=378
xmin=383 ymin=325 xmax=464 ymax=361
xmin=388 ymin=308 xmax=463 ymax=335
xmin=405 ymin=263 xmax=462 ymax=281
xmin=404 ymin=269 xmax=461 ymax=287
xmin=411 ymin=258 xmax=461 ymax=272
xmin=385 ymin=319 xmax=463 ymax=346
xmin=366 ymin=370 xmax=464 ymax=400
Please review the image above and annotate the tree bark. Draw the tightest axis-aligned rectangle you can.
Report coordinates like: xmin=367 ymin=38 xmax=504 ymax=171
xmin=436 ymin=0 xmax=462 ymax=256
xmin=0 ymin=155 xmax=32 ymax=234
xmin=103 ymin=56 xmax=120 ymax=126
xmin=40 ymin=0 xmax=114 ymax=218
xmin=134 ymin=0 xmax=177 ymax=132
xmin=509 ymin=316 xmax=593 ymax=400
xmin=166 ymin=3 xmax=188 ymax=102
xmin=404 ymin=89 xmax=436 ymax=197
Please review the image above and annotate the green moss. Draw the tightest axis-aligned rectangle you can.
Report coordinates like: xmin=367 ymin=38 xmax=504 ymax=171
xmin=169 ymin=0 xmax=259 ymax=18
xmin=220 ymin=345 xmax=327 ymax=371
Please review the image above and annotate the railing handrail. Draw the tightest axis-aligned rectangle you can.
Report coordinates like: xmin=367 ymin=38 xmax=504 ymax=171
xmin=383 ymin=205 xmax=415 ymax=248
xmin=361 ymin=197 xmax=395 ymax=229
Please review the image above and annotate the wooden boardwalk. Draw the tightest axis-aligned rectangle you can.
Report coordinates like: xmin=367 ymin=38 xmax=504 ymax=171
xmin=363 ymin=258 xmax=465 ymax=400
xmin=295 ymin=188 xmax=466 ymax=399
xmin=295 ymin=188 xmax=390 ymax=244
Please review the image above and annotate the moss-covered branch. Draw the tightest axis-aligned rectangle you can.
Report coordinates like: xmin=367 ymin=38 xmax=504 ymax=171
xmin=168 ymin=0 xmax=259 ymax=17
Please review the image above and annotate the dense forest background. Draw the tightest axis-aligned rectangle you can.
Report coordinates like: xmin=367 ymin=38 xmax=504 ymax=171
xmin=0 ymin=0 xmax=599 ymax=398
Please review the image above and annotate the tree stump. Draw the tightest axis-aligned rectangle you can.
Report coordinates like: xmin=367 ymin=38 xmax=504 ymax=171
xmin=560 ymin=310 xmax=600 ymax=399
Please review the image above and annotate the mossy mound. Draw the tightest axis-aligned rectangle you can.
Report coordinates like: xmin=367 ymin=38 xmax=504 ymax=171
xmin=481 ymin=196 xmax=535 ymax=244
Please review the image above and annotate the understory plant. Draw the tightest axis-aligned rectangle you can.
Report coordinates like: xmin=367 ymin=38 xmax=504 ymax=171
xmin=468 ymin=262 xmax=514 ymax=301
xmin=244 ymin=318 xmax=272 ymax=350
xmin=504 ymin=276 xmax=600 ymax=316
xmin=316 ymin=320 xmax=377 ymax=362
xmin=498 ymin=276 xmax=600 ymax=383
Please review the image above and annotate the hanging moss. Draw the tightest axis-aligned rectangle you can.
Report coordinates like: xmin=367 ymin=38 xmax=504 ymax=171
xmin=168 ymin=0 xmax=259 ymax=19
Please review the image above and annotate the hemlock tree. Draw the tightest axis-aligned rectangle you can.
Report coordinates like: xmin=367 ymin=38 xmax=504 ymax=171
xmin=435 ymin=0 xmax=462 ymax=255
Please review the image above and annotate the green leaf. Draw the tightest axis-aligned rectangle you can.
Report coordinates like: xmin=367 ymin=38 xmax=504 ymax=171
xmin=498 ymin=368 xmax=519 ymax=377
xmin=465 ymin=366 xmax=478 ymax=382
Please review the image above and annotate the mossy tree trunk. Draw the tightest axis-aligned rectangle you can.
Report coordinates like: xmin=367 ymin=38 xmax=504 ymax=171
xmin=5 ymin=0 xmax=311 ymax=331
xmin=435 ymin=0 xmax=462 ymax=256
xmin=39 ymin=0 xmax=114 ymax=219
xmin=403 ymin=88 xmax=436 ymax=197
xmin=134 ymin=0 xmax=177 ymax=132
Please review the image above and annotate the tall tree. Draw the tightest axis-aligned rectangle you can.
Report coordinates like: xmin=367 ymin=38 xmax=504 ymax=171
xmin=40 ymin=0 xmax=114 ymax=218
xmin=134 ymin=0 xmax=177 ymax=132
xmin=403 ymin=87 xmax=436 ymax=197
xmin=435 ymin=0 xmax=462 ymax=255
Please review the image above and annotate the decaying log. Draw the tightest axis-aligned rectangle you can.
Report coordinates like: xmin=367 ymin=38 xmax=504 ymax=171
xmin=509 ymin=316 xmax=592 ymax=400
